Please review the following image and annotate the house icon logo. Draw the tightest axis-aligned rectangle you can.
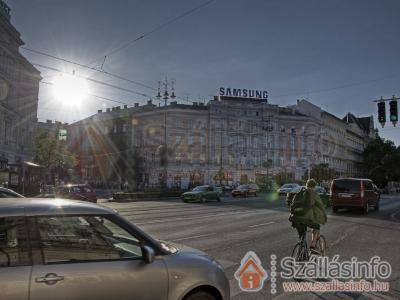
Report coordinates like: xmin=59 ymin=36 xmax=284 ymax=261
xmin=234 ymin=251 xmax=268 ymax=292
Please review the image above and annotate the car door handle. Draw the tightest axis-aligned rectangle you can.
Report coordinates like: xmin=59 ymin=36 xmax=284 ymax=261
xmin=35 ymin=273 xmax=64 ymax=285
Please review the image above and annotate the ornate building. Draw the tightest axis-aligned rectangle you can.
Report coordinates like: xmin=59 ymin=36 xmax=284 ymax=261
xmin=68 ymin=94 xmax=375 ymax=189
xmin=0 ymin=1 xmax=41 ymax=167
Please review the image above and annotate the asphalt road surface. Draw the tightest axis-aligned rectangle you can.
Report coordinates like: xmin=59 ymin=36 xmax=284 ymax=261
xmin=103 ymin=194 xmax=400 ymax=300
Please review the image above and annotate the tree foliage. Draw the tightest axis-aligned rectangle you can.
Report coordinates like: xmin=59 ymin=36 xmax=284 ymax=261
xmin=275 ymin=171 xmax=295 ymax=186
xmin=302 ymin=163 xmax=336 ymax=183
xmin=33 ymin=130 xmax=77 ymax=171
xmin=362 ymin=137 xmax=400 ymax=187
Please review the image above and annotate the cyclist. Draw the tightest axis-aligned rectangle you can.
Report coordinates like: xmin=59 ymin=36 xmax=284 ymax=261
xmin=289 ymin=179 xmax=327 ymax=252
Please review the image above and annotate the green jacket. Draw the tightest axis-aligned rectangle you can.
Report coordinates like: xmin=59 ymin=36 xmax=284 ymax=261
xmin=292 ymin=188 xmax=327 ymax=226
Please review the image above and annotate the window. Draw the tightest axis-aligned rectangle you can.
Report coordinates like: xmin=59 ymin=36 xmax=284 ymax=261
xmin=35 ymin=215 xmax=142 ymax=264
xmin=175 ymin=135 xmax=182 ymax=146
xmin=188 ymin=135 xmax=194 ymax=145
xmin=0 ymin=217 xmax=30 ymax=267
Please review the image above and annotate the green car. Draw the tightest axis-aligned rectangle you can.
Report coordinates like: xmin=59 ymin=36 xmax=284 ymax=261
xmin=181 ymin=185 xmax=222 ymax=203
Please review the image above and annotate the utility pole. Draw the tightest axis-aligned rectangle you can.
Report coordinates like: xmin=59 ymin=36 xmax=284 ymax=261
xmin=219 ymin=121 xmax=223 ymax=186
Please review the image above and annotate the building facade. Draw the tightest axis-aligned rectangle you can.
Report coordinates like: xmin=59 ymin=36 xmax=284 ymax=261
xmin=68 ymin=95 xmax=375 ymax=189
xmin=0 ymin=1 xmax=41 ymax=183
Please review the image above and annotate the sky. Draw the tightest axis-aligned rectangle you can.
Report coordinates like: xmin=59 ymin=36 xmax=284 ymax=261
xmin=7 ymin=0 xmax=400 ymax=144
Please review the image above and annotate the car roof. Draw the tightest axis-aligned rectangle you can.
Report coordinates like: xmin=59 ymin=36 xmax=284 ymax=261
xmin=0 ymin=198 xmax=114 ymax=217
xmin=333 ymin=178 xmax=372 ymax=181
xmin=0 ymin=187 xmax=16 ymax=192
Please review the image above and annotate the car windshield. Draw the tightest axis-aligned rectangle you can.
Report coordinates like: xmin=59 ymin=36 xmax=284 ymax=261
xmin=237 ymin=185 xmax=248 ymax=190
xmin=192 ymin=186 xmax=208 ymax=192
xmin=291 ymin=186 xmax=304 ymax=193
xmin=281 ymin=184 xmax=295 ymax=189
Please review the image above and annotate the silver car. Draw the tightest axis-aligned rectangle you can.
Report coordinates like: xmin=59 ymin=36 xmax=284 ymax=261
xmin=0 ymin=199 xmax=229 ymax=300
xmin=0 ymin=187 xmax=24 ymax=198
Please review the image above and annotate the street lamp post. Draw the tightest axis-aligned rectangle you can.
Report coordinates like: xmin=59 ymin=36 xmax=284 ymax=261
xmin=156 ymin=79 xmax=176 ymax=189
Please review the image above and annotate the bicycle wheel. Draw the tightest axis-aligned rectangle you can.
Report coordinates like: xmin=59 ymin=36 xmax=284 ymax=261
xmin=315 ymin=235 xmax=327 ymax=256
xmin=292 ymin=242 xmax=309 ymax=261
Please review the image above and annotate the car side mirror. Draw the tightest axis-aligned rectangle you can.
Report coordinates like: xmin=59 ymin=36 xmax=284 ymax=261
xmin=142 ymin=245 xmax=155 ymax=264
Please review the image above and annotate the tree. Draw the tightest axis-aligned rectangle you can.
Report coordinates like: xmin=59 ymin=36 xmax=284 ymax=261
xmin=275 ymin=171 xmax=294 ymax=186
xmin=362 ymin=137 xmax=400 ymax=188
xmin=302 ymin=163 xmax=336 ymax=183
xmin=33 ymin=130 xmax=77 ymax=183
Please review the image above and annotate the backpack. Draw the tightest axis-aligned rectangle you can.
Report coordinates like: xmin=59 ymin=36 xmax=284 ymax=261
xmin=289 ymin=188 xmax=310 ymax=215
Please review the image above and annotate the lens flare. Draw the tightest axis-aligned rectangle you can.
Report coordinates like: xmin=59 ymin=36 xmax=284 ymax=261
xmin=53 ymin=74 xmax=89 ymax=106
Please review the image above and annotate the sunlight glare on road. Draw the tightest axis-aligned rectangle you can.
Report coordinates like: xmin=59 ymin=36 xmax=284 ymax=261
xmin=53 ymin=73 xmax=89 ymax=106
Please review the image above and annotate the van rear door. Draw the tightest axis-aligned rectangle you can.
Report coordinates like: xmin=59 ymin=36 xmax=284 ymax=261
xmin=332 ymin=179 xmax=362 ymax=207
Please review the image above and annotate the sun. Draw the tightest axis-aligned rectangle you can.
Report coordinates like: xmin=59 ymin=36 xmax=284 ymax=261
xmin=53 ymin=73 xmax=89 ymax=106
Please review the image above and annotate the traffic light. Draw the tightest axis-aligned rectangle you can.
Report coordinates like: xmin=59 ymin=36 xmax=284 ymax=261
xmin=389 ymin=98 xmax=398 ymax=126
xmin=377 ymin=101 xmax=386 ymax=127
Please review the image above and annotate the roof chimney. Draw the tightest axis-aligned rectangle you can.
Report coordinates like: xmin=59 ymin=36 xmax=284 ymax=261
xmin=97 ymin=109 xmax=102 ymax=114
xmin=134 ymin=103 xmax=139 ymax=107
xmin=106 ymin=108 xmax=111 ymax=112
xmin=123 ymin=105 xmax=128 ymax=109
xmin=147 ymin=100 xmax=152 ymax=105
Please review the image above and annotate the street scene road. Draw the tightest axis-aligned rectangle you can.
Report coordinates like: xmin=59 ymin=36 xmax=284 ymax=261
xmin=102 ymin=194 xmax=400 ymax=299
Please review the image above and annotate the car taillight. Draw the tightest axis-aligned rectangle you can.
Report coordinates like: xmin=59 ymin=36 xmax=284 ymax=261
xmin=360 ymin=182 xmax=365 ymax=199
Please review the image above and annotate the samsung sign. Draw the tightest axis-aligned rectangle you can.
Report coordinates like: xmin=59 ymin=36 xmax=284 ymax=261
xmin=219 ymin=87 xmax=268 ymax=100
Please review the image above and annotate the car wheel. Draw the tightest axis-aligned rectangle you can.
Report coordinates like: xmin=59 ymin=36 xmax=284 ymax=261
xmin=332 ymin=206 xmax=339 ymax=213
xmin=185 ymin=291 xmax=216 ymax=300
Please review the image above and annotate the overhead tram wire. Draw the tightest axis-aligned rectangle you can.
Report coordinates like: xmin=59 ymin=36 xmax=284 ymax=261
xmin=21 ymin=47 xmax=157 ymax=91
xmin=22 ymin=48 xmax=193 ymax=104
xmin=40 ymin=80 xmax=130 ymax=106
xmin=86 ymin=0 xmax=216 ymax=65
xmin=271 ymin=72 xmax=400 ymax=99
xmin=34 ymin=63 xmax=155 ymax=100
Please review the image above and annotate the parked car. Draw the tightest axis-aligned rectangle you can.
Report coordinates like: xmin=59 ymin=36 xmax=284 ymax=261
xmin=330 ymin=178 xmax=380 ymax=214
xmin=277 ymin=183 xmax=299 ymax=196
xmin=286 ymin=185 xmax=331 ymax=208
xmin=181 ymin=185 xmax=222 ymax=202
xmin=0 ymin=199 xmax=229 ymax=300
xmin=231 ymin=184 xmax=259 ymax=197
xmin=0 ymin=187 xmax=24 ymax=198
xmin=285 ymin=185 xmax=305 ymax=207
xmin=55 ymin=184 xmax=97 ymax=203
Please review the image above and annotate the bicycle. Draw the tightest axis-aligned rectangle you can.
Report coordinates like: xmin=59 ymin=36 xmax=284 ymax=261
xmin=291 ymin=229 xmax=327 ymax=261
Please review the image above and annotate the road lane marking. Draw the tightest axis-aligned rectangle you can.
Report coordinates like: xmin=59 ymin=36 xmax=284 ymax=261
xmin=172 ymin=233 xmax=216 ymax=242
xmin=248 ymin=221 xmax=275 ymax=228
